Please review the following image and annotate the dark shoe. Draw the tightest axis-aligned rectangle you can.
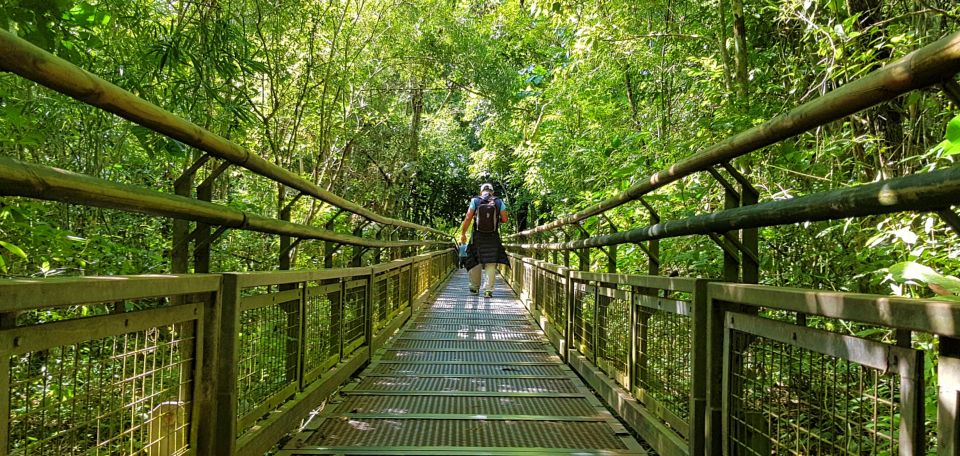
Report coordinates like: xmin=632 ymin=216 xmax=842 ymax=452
xmin=484 ymin=290 xmax=493 ymax=298
xmin=470 ymin=288 xmax=479 ymax=294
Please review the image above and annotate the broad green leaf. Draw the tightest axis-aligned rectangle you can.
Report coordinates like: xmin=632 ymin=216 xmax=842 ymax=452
xmin=0 ymin=241 xmax=27 ymax=259
xmin=936 ymin=114 xmax=960 ymax=156
xmin=888 ymin=261 xmax=960 ymax=294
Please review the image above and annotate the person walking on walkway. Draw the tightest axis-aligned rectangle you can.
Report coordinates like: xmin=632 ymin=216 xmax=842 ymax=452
xmin=460 ymin=183 xmax=509 ymax=297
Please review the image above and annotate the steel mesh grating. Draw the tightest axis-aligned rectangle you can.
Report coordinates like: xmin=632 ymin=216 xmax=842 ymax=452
xmin=304 ymin=419 xmax=628 ymax=449
xmin=418 ymin=314 xmax=530 ymax=322
xmin=400 ymin=330 xmax=543 ymax=341
xmin=380 ymin=350 xmax=559 ymax=363
xmin=355 ymin=376 xmax=579 ymax=393
xmin=414 ymin=316 xmax=532 ymax=328
xmin=367 ymin=363 xmax=567 ymax=377
xmin=388 ymin=340 xmax=544 ymax=351
xmin=408 ymin=323 xmax=534 ymax=331
xmin=331 ymin=395 xmax=599 ymax=416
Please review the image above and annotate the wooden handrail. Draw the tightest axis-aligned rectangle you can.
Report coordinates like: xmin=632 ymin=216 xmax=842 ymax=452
xmin=0 ymin=157 xmax=447 ymax=249
xmin=510 ymin=165 xmax=960 ymax=250
xmin=0 ymin=29 xmax=450 ymax=239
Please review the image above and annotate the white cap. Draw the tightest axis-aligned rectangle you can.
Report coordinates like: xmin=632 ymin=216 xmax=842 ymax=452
xmin=480 ymin=183 xmax=494 ymax=192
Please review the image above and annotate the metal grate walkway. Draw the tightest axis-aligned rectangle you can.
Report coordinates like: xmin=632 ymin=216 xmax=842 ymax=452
xmin=280 ymin=269 xmax=646 ymax=455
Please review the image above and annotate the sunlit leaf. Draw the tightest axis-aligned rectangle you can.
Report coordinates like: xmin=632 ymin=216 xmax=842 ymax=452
xmin=888 ymin=261 xmax=960 ymax=295
xmin=0 ymin=241 xmax=27 ymax=259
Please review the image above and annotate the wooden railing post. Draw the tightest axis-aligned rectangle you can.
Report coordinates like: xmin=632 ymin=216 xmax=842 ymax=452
xmin=704 ymin=288 xmax=732 ymax=456
xmin=939 ymin=336 xmax=960 ymax=454
xmin=0 ymin=312 xmax=15 ymax=452
xmin=690 ymin=278 xmax=710 ymax=456
xmin=366 ymin=268 xmax=375 ymax=353
xmin=205 ymin=273 xmax=241 ymax=455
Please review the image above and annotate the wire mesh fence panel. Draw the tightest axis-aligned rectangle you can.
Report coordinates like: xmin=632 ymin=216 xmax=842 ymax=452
xmin=511 ymin=257 xmax=522 ymax=291
xmin=342 ymin=280 xmax=368 ymax=356
xmin=523 ymin=263 xmax=534 ymax=304
xmin=7 ymin=311 xmax=196 ymax=456
xmin=571 ymin=281 xmax=595 ymax=359
xmin=725 ymin=314 xmax=923 ymax=455
xmin=302 ymin=283 xmax=339 ymax=384
xmin=373 ymin=276 xmax=389 ymax=334
xmin=413 ymin=263 xmax=427 ymax=297
xmin=634 ymin=300 xmax=693 ymax=435
xmin=400 ymin=266 xmax=411 ymax=310
xmin=596 ymin=287 xmax=629 ymax=388
xmin=552 ymin=275 xmax=567 ymax=336
xmin=236 ymin=289 xmax=301 ymax=428
xmin=388 ymin=273 xmax=399 ymax=318
xmin=542 ymin=272 xmax=557 ymax=327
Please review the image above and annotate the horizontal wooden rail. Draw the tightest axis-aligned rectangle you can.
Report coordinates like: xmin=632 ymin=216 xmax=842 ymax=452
xmin=0 ymin=29 xmax=449 ymax=239
xmin=0 ymin=156 xmax=447 ymax=249
xmin=511 ymin=30 xmax=960 ymax=239
xmin=509 ymin=165 xmax=960 ymax=250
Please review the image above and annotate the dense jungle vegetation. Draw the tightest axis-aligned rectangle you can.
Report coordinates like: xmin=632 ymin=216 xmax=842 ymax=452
xmin=1 ymin=0 xmax=959 ymax=298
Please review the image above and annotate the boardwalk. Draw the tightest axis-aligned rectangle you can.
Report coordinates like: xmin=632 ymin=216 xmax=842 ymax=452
xmin=280 ymin=269 xmax=646 ymax=455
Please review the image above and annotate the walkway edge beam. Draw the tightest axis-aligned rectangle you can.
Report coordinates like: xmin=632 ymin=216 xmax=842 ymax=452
xmin=0 ymin=156 xmax=446 ymax=249
xmin=509 ymin=166 xmax=960 ymax=250
xmin=0 ymin=29 xmax=448 ymax=239
xmin=511 ymin=30 xmax=960 ymax=239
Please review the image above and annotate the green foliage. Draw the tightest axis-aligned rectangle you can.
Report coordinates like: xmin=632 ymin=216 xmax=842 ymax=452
xmin=1 ymin=0 xmax=958 ymax=286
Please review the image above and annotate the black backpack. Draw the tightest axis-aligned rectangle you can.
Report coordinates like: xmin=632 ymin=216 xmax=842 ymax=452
xmin=474 ymin=195 xmax=500 ymax=233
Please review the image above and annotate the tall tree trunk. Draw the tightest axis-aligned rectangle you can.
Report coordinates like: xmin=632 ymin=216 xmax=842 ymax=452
xmin=408 ymin=85 xmax=423 ymax=160
xmin=731 ymin=0 xmax=749 ymax=101
xmin=716 ymin=0 xmax=734 ymax=95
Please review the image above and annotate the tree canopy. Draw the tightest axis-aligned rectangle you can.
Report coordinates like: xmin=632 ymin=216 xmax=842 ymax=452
xmin=1 ymin=0 xmax=959 ymax=298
